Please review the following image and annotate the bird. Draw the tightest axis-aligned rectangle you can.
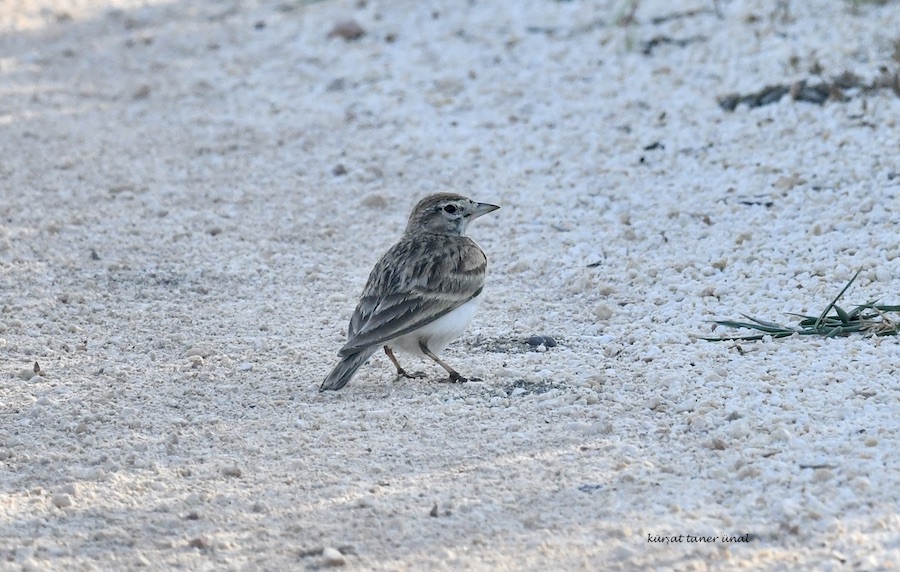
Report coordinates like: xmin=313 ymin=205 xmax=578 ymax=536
xmin=320 ymin=192 xmax=499 ymax=391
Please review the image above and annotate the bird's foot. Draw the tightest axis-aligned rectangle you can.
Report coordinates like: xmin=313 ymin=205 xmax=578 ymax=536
xmin=442 ymin=372 xmax=468 ymax=384
xmin=396 ymin=368 xmax=428 ymax=380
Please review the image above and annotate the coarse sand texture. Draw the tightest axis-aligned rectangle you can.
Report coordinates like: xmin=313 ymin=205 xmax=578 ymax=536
xmin=1 ymin=0 xmax=899 ymax=570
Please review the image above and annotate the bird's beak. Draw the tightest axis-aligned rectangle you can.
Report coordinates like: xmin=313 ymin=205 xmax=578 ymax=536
xmin=473 ymin=202 xmax=500 ymax=218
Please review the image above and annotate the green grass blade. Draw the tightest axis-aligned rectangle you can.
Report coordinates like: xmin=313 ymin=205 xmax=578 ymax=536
xmin=847 ymin=302 xmax=875 ymax=319
xmin=814 ymin=269 xmax=861 ymax=329
xmin=741 ymin=314 xmax=790 ymax=329
xmin=825 ymin=325 xmax=846 ymax=338
xmin=705 ymin=268 xmax=899 ymax=343
xmin=712 ymin=320 xmax=794 ymax=334
xmin=834 ymin=305 xmax=850 ymax=325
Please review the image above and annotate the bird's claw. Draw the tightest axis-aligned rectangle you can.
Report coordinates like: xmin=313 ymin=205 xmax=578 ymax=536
xmin=396 ymin=369 xmax=428 ymax=380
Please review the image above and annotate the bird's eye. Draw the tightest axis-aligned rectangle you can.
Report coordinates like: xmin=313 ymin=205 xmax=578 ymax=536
xmin=443 ymin=204 xmax=458 ymax=214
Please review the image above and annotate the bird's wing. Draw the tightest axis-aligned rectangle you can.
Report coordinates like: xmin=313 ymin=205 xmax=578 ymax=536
xmin=339 ymin=236 xmax=486 ymax=356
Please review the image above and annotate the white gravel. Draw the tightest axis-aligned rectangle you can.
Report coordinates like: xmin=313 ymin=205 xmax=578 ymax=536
xmin=2 ymin=0 xmax=899 ymax=569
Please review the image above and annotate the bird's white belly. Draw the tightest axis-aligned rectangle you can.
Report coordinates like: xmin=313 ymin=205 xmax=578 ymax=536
xmin=387 ymin=297 xmax=482 ymax=356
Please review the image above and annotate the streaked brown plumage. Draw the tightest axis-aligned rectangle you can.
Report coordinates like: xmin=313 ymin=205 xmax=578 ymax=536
xmin=320 ymin=193 xmax=499 ymax=391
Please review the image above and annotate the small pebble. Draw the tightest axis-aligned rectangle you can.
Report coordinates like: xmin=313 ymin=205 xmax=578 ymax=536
xmin=132 ymin=84 xmax=151 ymax=99
xmin=709 ymin=437 xmax=727 ymax=450
xmin=222 ymin=466 xmax=242 ymax=478
xmin=184 ymin=347 xmax=211 ymax=358
xmin=360 ymin=194 xmax=388 ymax=209
xmin=327 ymin=20 xmax=365 ymax=41
xmin=58 ymin=483 xmax=78 ymax=497
xmin=674 ymin=398 xmax=695 ymax=413
xmin=322 ymin=546 xmax=346 ymax=566
xmin=525 ymin=335 xmax=557 ymax=348
xmin=564 ymin=421 xmax=592 ymax=432
xmin=593 ymin=303 xmax=613 ymax=320
xmin=51 ymin=493 xmax=73 ymax=508
xmin=769 ymin=427 xmax=792 ymax=442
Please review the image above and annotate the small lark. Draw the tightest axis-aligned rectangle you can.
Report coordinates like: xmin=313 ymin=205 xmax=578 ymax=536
xmin=320 ymin=193 xmax=499 ymax=391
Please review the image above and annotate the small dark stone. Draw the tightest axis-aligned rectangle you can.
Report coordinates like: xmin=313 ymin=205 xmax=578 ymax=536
xmin=429 ymin=504 xmax=439 ymax=517
xmin=327 ymin=19 xmax=365 ymax=41
xmin=642 ymin=36 xmax=668 ymax=55
xmin=525 ymin=336 xmax=557 ymax=348
xmin=643 ymin=141 xmax=664 ymax=151
xmin=755 ymin=85 xmax=790 ymax=106
xmin=717 ymin=94 xmax=740 ymax=112
xmin=326 ymin=78 xmax=346 ymax=92
xmin=298 ymin=548 xmax=324 ymax=558
xmin=831 ymin=70 xmax=861 ymax=89
xmin=332 ymin=164 xmax=348 ymax=176
xmin=791 ymin=80 xmax=830 ymax=105
xmin=254 ymin=20 xmax=266 ymax=30
xmin=642 ymin=35 xmax=705 ymax=56
xmin=132 ymin=85 xmax=151 ymax=100
xmin=718 ymin=85 xmax=790 ymax=111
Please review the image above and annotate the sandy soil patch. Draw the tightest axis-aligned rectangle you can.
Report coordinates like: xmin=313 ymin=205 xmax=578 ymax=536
xmin=2 ymin=0 xmax=899 ymax=569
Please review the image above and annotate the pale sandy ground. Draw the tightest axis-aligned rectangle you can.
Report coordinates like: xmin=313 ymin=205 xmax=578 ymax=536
xmin=2 ymin=0 xmax=900 ymax=570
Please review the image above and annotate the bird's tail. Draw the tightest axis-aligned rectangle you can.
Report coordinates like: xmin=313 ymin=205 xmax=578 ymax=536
xmin=320 ymin=348 xmax=376 ymax=391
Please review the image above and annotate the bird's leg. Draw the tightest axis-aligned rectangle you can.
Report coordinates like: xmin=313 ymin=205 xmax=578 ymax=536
xmin=417 ymin=340 xmax=468 ymax=383
xmin=384 ymin=346 xmax=426 ymax=379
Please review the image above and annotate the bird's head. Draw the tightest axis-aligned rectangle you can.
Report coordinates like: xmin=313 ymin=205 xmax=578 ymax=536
xmin=406 ymin=193 xmax=499 ymax=236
